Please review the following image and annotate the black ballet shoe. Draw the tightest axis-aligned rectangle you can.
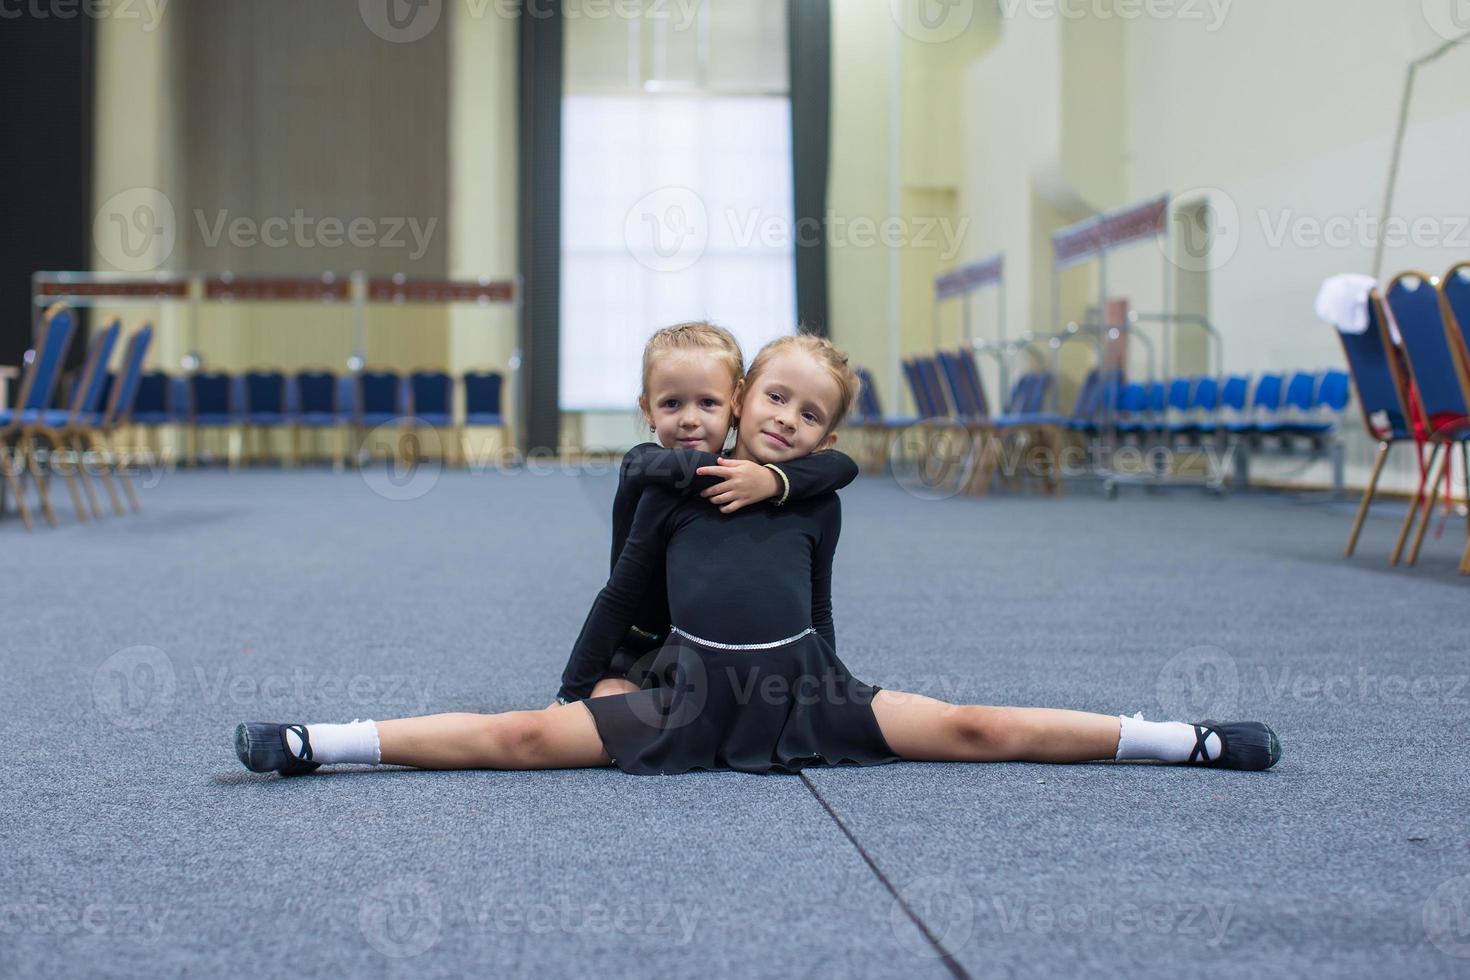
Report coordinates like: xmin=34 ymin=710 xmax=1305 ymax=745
xmin=235 ymin=722 xmax=321 ymax=775
xmin=1187 ymin=721 xmax=1281 ymax=771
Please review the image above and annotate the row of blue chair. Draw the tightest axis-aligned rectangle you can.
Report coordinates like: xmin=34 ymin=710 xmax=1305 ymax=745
xmin=1 ymin=306 xmax=154 ymax=528
xmin=1354 ymin=262 xmax=1470 ymax=572
xmin=849 ymin=347 xmax=1350 ymax=495
xmin=119 ymin=368 xmax=509 ymax=466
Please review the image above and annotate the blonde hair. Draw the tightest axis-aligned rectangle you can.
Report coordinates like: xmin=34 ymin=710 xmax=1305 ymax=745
xmin=640 ymin=321 xmax=745 ymax=401
xmin=743 ymin=332 xmax=861 ymax=434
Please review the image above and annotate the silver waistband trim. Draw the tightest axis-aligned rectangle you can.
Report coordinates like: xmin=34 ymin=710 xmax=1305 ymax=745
xmin=670 ymin=626 xmax=815 ymax=651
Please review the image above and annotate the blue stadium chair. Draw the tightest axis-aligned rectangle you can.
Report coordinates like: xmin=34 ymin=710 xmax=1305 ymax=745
xmin=1114 ymin=381 xmax=1152 ymax=437
xmin=1226 ymin=373 xmax=1283 ymax=439
xmin=462 ymin=369 xmax=512 ymax=465
xmin=291 ymin=370 xmax=343 ymax=469
xmin=188 ymin=371 xmax=244 ymax=467
xmin=242 ymin=370 xmax=288 ymax=465
xmin=95 ymin=326 xmax=154 ymax=517
xmin=405 ymin=370 xmax=457 ymax=466
xmin=25 ymin=318 xmax=121 ymax=522
xmin=350 ymin=370 xmax=407 ymax=466
xmin=0 ymin=305 xmax=78 ymax=527
xmin=1436 ymin=261 xmax=1470 ymax=572
xmin=1384 ymin=272 xmax=1470 ymax=565
xmin=1171 ymin=376 xmax=1219 ymax=441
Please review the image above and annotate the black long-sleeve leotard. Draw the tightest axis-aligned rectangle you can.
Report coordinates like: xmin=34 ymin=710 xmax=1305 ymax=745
xmin=559 ymin=444 xmax=857 ymax=694
xmin=561 ymin=484 xmax=897 ymax=774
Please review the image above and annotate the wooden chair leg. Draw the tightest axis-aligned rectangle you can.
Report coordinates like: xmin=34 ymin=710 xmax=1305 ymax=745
xmin=0 ymin=442 xmax=34 ymax=530
xmin=26 ymin=433 xmax=65 ymax=525
xmin=88 ymin=430 xmax=128 ymax=515
xmin=70 ymin=432 xmax=105 ymax=519
xmin=1345 ymin=441 xmax=1389 ymax=558
xmin=1391 ymin=443 xmax=1438 ymax=565
xmin=1408 ymin=445 xmax=1448 ymax=566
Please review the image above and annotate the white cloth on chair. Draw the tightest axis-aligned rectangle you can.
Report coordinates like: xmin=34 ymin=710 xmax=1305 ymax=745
xmin=1314 ymin=273 xmax=1378 ymax=334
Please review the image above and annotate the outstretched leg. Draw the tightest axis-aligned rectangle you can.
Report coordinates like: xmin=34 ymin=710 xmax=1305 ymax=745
xmin=870 ymin=690 xmax=1280 ymax=770
xmin=236 ymin=702 xmax=612 ymax=774
xmin=871 ymin=690 xmax=1119 ymax=763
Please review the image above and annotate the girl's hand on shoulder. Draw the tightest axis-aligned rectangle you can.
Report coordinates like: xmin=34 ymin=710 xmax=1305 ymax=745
xmin=696 ymin=456 xmax=781 ymax=513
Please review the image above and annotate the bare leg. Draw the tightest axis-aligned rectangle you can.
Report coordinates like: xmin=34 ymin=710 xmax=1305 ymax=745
xmin=590 ymin=677 xmax=638 ymax=698
xmin=375 ymin=702 xmax=611 ymax=770
xmin=871 ymin=689 xmax=1120 ymax=763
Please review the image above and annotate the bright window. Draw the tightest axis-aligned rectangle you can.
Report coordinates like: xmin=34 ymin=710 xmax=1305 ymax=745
xmin=560 ymin=0 xmax=794 ymax=412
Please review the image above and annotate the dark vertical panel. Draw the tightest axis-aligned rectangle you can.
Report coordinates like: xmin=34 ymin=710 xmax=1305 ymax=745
xmin=0 ymin=17 xmax=95 ymax=391
xmin=518 ymin=1 xmax=562 ymax=454
xmin=788 ymin=0 xmax=830 ymax=336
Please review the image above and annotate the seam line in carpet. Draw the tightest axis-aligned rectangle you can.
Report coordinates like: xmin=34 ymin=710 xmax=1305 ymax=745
xmin=798 ymin=772 xmax=972 ymax=980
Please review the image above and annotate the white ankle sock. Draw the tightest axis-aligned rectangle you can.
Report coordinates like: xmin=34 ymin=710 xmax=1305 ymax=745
xmin=1115 ymin=712 xmax=1219 ymax=763
xmin=285 ymin=720 xmax=380 ymax=765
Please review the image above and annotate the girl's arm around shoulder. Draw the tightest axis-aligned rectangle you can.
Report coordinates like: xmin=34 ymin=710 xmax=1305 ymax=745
xmin=558 ymin=484 xmax=682 ymax=703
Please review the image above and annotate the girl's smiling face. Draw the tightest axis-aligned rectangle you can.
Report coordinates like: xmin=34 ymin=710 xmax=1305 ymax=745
xmin=731 ymin=349 xmax=842 ymax=464
xmin=639 ymin=352 xmax=739 ymax=454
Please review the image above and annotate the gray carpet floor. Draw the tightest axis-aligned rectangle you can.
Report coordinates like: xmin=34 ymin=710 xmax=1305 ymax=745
xmin=3 ymin=463 xmax=1469 ymax=979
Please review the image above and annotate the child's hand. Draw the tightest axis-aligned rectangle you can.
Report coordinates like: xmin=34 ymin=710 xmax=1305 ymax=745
xmin=696 ymin=457 xmax=781 ymax=513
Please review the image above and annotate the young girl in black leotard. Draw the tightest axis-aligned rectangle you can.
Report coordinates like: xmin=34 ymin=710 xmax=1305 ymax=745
xmin=578 ymin=322 xmax=858 ymax=703
xmin=235 ymin=334 xmax=1281 ymax=775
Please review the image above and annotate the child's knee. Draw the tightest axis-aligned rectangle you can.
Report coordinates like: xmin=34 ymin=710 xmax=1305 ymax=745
xmin=489 ymin=711 xmax=549 ymax=766
xmin=947 ymin=705 xmax=1016 ymax=755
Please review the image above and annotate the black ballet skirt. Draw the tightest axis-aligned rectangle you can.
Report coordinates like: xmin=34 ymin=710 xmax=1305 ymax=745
xmin=584 ymin=626 xmax=898 ymax=775
xmin=559 ymin=484 xmax=899 ymax=776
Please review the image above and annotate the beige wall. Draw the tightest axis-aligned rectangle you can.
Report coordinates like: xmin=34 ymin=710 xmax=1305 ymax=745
xmin=945 ymin=0 xmax=1470 ymax=492
xmin=92 ymin=0 xmax=519 ymax=393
